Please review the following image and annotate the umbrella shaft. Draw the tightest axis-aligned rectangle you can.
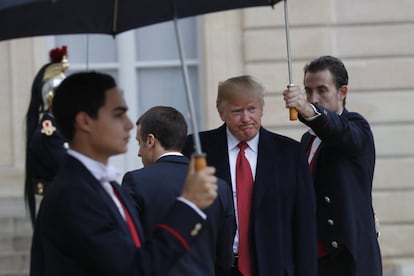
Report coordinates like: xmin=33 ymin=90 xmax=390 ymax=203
xmin=283 ymin=0 xmax=293 ymax=85
xmin=173 ymin=18 xmax=203 ymax=155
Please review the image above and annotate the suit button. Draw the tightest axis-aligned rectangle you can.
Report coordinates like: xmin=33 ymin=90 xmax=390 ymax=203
xmin=190 ymin=223 xmax=202 ymax=236
xmin=331 ymin=241 xmax=338 ymax=248
xmin=324 ymin=196 xmax=331 ymax=203
xmin=36 ymin=182 xmax=44 ymax=195
xmin=328 ymin=219 xmax=334 ymax=226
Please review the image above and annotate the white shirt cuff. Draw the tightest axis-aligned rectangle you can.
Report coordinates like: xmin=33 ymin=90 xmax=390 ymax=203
xmin=177 ymin=197 xmax=207 ymax=220
xmin=304 ymin=103 xmax=321 ymax=121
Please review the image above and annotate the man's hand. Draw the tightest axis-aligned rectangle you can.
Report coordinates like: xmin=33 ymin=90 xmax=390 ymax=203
xmin=181 ymin=156 xmax=218 ymax=209
xmin=282 ymin=85 xmax=316 ymax=118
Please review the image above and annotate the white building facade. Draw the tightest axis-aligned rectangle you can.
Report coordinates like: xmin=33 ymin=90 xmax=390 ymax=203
xmin=0 ymin=0 xmax=413 ymax=273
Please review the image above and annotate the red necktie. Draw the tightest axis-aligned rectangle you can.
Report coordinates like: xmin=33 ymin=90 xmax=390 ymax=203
xmin=306 ymin=136 xmax=327 ymax=258
xmin=236 ymin=142 xmax=253 ymax=276
xmin=112 ymin=186 xmax=142 ymax=248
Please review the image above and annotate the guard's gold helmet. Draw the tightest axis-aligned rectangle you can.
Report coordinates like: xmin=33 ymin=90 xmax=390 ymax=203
xmin=41 ymin=46 xmax=69 ymax=112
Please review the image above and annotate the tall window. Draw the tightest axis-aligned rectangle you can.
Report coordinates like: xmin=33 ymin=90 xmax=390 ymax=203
xmin=54 ymin=17 xmax=201 ymax=173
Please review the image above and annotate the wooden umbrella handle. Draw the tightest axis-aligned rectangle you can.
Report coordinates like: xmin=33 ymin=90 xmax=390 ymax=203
xmin=194 ymin=153 xmax=207 ymax=170
xmin=289 ymin=107 xmax=298 ymax=121
xmin=287 ymin=84 xmax=298 ymax=121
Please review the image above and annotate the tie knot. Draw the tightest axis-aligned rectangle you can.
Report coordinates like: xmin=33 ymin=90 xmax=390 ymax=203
xmin=238 ymin=141 xmax=248 ymax=151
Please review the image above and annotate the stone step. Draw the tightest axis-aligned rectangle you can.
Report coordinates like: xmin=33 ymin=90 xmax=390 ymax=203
xmin=0 ymin=235 xmax=31 ymax=253
xmin=0 ymin=194 xmax=32 ymax=275
xmin=0 ymin=170 xmax=24 ymax=200
xmin=0 ymin=252 xmax=30 ymax=275
xmin=0 ymin=217 xmax=32 ymax=236
xmin=0 ymin=271 xmax=29 ymax=276
xmin=384 ymin=258 xmax=414 ymax=276
xmin=0 ymin=198 xmax=27 ymax=219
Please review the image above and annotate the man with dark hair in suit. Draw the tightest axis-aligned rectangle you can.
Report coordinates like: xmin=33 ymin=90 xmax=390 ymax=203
xmin=30 ymin=72 xmax=219 ymax=276
xmin=282 ymin=56 xmax=382 ymax=276
xmin=183 ymin=75 xmax=317 ymax=276
xmin=24 ymin=46 xmax=69 ymax=227
xmin=122 ymin=105 xmax=235 ymax=275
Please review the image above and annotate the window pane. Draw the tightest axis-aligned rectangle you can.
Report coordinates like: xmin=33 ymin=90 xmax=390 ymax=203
xmin=63 ymin=69 xmax=118 ymax=83
xmin=136 ymin=66 xmax=201 ymax=133
xmin=55 ymin=34 xmax=118 ymax=63
xmin=135 ymin=17 xmax=197 ymax=61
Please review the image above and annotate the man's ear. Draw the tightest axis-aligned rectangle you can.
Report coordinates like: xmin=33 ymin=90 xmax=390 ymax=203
xmin=217 ymin=107 xmax=226 ymax=122
xmin=75 ymin=112 xmax=92 ymax=133
xmin=339 ymin=85 xmax=348 ymax=101
xmin=146 ymin=133 xmax=156 ymax=148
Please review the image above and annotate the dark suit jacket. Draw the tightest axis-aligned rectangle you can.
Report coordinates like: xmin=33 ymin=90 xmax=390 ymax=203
xmin=300 ymin=106 xmax=382 ymax=276
xmin=122 ymin=155 xmax=235 ymax=276
xmin=30 ymin=155 xmax=206 ymax=276
xmin=183 ymin=124 xmax=317 ymax=276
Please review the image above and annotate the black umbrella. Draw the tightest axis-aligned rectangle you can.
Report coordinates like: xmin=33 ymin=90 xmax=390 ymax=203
xmin=1 ymin=0 xmax=293 ymax=167
xmin=0 ymin=0 xmax=280 ymax=41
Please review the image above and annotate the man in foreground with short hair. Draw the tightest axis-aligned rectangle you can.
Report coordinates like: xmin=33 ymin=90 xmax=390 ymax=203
xmin=30 ymin=72 xmax=218 ymax=276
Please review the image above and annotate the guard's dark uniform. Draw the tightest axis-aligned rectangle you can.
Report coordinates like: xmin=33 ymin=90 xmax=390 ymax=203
xmin=24 ymin=46 xmax=69 ymax=227
xmin=26 ymin=113 xmax=66 ymax=212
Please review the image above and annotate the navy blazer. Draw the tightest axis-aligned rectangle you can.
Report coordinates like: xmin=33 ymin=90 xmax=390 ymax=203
xmin=300 ymin=107 xmax=382 ymax=276
xmin=183 ymin=124 xmax=317 ymax=276
xmin=122 ymin=155 xmax=235 ymax=276
xmin=30 ymin=155 xmax=206 ymax=276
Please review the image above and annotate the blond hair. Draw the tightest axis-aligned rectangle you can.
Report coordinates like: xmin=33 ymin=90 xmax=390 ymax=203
xmin=216 ymin=75 xmax=265 ymax=110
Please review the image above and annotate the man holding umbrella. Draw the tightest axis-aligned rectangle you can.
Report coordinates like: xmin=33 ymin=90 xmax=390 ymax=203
xmin=282 ymin=55 xmax=382 ymax=276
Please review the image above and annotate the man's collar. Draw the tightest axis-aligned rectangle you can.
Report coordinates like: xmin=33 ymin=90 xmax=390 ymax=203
xmin=67 ymin=149 xmax=121 ymax=182
xmin=156 ymin=151 xmax=183 ymax=161
xmin=225 ymin=127 xmax=259 ymax=153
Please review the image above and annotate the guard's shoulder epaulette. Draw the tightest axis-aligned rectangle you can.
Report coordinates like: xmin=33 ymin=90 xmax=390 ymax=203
xmin=41 ymin=119 xmax=56 ymax=136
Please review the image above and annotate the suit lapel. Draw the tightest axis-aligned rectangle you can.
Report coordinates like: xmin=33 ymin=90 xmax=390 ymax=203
xmin=302 ymin=132 xmax=314 ymax=151
xmin=302 ymin=132 xmax=321 ymax=177
xmin=252 ymin=128 xmax=283 ymax=210
xmin=208 ymin=125 xmax=232 ymax=189
xmin=66 ymin=156 xmax=145 ymax=242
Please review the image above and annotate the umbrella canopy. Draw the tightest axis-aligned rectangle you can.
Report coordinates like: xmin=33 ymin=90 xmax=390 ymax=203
xmin=1 ymin=0 xmax=287 ymax=164
xmin=0 ymin=0 xmax=280 ymax=41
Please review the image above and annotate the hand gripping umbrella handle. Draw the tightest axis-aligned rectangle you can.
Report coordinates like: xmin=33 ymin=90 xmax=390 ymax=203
xmin=289 ymin=107 xmax=298 ymax=121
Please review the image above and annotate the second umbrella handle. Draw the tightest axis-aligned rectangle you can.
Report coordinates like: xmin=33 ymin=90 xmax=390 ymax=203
xmin=287 ymin=84 xmax=298 ymax=121
xmin=194 ymin=153 xmax=207 ymax=170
